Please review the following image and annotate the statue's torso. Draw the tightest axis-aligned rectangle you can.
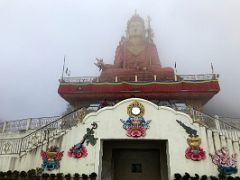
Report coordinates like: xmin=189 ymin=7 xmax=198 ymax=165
xmin=115 ymin=40 xmax=161 ymax=70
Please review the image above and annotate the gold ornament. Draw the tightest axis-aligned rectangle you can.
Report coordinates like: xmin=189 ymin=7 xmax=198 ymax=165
xmin=127 ymin=100 xmax=145 ymax=118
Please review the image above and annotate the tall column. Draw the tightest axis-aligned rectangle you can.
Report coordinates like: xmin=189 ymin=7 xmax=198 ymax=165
xmin=220 ymin=135 xmax=227 ymax=147
xmin=199 ymin=126 xmax=208 ymax=152
xmin=227 ymin=138 xmax=234 ymax=155
xmin=213 ymin=132 xmax=221 ymax=150
xmin=207 ymin=129 xmax=215 ymax=154
xmin=2 ymin=122 xmax=7 ymax=133
xmin=26 ymin=118 xmax=32 ymax=131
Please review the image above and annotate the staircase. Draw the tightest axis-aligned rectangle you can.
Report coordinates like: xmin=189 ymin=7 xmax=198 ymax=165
xmin=0 ymin=108 xmax=88 ymax=156
xmin=0 ymin=106 xmax=240 ymax=156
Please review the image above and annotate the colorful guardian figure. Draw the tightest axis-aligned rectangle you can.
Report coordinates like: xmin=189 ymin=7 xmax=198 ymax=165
xmin=121 ymin=100 xmax=151 ymax=137
xmin=40 ymin=146 xmax=64 ymax=171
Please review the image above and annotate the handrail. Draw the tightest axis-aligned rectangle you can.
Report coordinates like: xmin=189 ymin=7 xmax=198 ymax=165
xmin=179 ymin=74 xmax=219 ymax=81
xmin=0 ymin=108 xmax=88 ymax=155
xmin=0 ymin=106 xmax=239 ymax=156
xmin=59 ymin=74 xmax=219 ymax=83
xmin=189 ymin=109 xmax=240 ymax=139
xmin=24 ymin=109 xmax=80 ymax=138
xmin=0 ymin=116 xmax=60 ymax=134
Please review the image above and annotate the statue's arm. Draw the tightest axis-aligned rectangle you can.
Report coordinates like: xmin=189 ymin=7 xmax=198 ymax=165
xmin=113 ymin=46 xmax=123 ymax=68
xmin=149 ymin=44 xmax=161 ymax=67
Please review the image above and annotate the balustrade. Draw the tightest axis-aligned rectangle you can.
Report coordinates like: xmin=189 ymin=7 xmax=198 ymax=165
xmin=0 ymin=105 xmax=239 ymax=156
xmin=59 ymin=74 xmax=218 ymax=84
xmin=0 ymin=108 xmax=88 ymax=155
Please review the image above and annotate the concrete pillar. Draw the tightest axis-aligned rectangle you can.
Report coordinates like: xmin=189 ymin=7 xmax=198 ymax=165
xmin=207 ymin=129 xmax=215 ymax=154
xmin=26 ymin=118 xmax=32 ymax=131
xmin=194 ymin=74 xmax=198 ymax=80
xmin=2 ymin=122 xmax=7 ymax=133
xmin=199 ymin=126 xmax=208 ymax=152
xmin=233 ymin=141 xmax=240 ymax=164
xmin=174 ymin=73 xmax=177 ymax=81
xmin=227 ymin=138 xmax=234 ymax=155
xmin=115 ymin=76 xmax=118 ymax=83
xmin=213 ymin=132 xmax=221 ymax=150
xmin=154 ymin=75 xmax=157 ymax=81
xmin=214 ymin=115 xmax=221 ymax=133
xmin=220 ymin=135 xmax=227 ymax=147
xmin=135 ymin=75 xmax=138 ymax=82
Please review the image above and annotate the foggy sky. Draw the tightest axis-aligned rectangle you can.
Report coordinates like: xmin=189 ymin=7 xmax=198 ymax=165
xmin=1 ymin=0 xmax=240 ymax=121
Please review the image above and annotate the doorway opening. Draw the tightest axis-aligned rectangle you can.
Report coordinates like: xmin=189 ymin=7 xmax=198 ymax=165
xmin=101 ymin=140 xmax=169 ymax=180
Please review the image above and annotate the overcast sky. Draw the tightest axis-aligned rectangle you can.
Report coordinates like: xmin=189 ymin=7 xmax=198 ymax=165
xmin=0 ymin=0 xmax=240 ymax=121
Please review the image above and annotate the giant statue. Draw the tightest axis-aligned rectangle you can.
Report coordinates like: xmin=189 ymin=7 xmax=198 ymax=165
xmin=96 ymin=13 xmax=175 ymax=82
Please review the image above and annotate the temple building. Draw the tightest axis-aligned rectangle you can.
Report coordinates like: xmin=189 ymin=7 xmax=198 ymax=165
xmin=0 ymin=13 xmax=240 ymax=180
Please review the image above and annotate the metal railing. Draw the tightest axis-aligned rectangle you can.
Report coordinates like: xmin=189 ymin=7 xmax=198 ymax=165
xmin=4 ymin=119 xmax=28 ymax=133
xmin=0 ymin=108 xmax=88 ymax=155
xmin=30 ymin=116 xmax=60 ymax=130
xmin=0 ymin=105 xmax=239 ymax=155
xmin=179 ymin=74 xmax=219 ymax=81
xmin=59 ymin=74 xmax=219 ymax=83
xmin=189 ymin=109 xmax=240 ymax=139
xmin=60 ymin=76 xmax=98 ymax=83
xmin=0 ymin=116 xmax=60 ymax=134
xmin=0 ymin=123 xmax=4 ymax=133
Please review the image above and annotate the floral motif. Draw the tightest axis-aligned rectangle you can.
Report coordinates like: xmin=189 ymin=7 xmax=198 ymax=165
xmin=68 ymin=143 xmax=88 ymax=158
xmin=68 ymin=122 xmax=98 ymax=159
xmin=127 ymin=125 xmax=146 ymax=137
xmin=40 ymin=146 xmax=63 ymax=171
xmin=210 ymin=147 xmax=238 ymax=175
xmin=121 ymin=115 xmax=151 ymax=137
xmin=185 ymin=147 xmax=206 ymax=161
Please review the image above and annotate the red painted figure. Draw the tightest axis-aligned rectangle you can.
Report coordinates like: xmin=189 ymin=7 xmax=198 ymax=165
xmin=98 ymin=13 xmax=174 ymax=82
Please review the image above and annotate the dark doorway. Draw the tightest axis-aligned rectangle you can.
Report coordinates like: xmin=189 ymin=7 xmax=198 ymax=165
xmin=113 ymin=149 xmax=160 ymax=180
xmin=101 ymin=140 xmax=168 ymax=180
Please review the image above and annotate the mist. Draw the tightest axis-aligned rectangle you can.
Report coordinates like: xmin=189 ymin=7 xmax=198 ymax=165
xmin=0 ymin=0 xmax=240 ymax=120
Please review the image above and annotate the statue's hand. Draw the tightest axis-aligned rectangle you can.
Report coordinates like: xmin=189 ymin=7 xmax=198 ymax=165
xmin=94 ymin=58 xmax=104 ymax=71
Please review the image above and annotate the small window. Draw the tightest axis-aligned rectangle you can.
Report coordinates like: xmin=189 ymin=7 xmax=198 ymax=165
xmin=131 ymin=163 xmax=142 ymax=173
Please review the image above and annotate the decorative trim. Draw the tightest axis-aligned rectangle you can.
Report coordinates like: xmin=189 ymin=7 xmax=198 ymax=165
xmin=121 ymin=101 xmax=151 ymax=137
xmin=60 ymin=80 xmax=219 ymax=86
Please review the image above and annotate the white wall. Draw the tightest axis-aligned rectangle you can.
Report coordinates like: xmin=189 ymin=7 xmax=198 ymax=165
xmin=0 ymin=98 xmax=239 ymax=179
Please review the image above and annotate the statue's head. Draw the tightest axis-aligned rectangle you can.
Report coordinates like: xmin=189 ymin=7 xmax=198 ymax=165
xmin=127 ymin=14 xmax=146 ymax=38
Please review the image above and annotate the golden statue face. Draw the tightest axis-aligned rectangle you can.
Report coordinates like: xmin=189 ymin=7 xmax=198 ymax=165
xmin=187 ymin=136 xmax=201 ymax=149
xmin=128 ymin=21 xmax=145 ymax=38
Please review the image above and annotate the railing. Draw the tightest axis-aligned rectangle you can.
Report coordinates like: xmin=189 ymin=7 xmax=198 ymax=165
xmin=0 ymin=105 xmax=239 ymax=155
xmin=4 ymin=119 xmax=28 ymax=133
xmin=0 ymin=116 xmax=60 ymax=134
xmin=0 ymin=108 xmax=88 ymax=155
xmin=179 ymin=74 xmax=219 ymax=81
xmin=30 ymin=116 xmax=60 ymax=130
xmin=189 ymin=109 xmax=240 ymax=139
xmin=60 ymin=76 xmax=98 ymax=83
xmin=59 ymin=74 xmax=219 ymax=83
xmin=0 ymin=122 xmax=4 ymax=133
